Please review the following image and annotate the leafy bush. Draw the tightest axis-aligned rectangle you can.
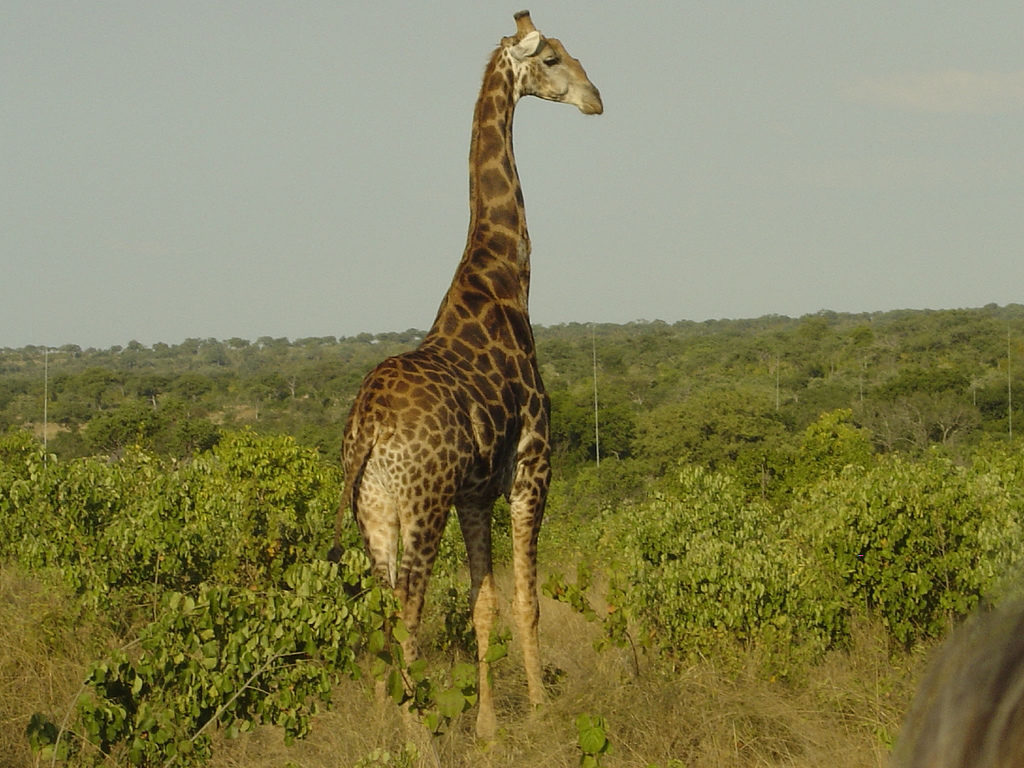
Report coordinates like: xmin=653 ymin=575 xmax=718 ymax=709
xmin=564 ymin=435 xmax=1024 ymax=678
xmin=792 ymin=448 xmax=1024 ymax=646
xmin=786 ymin=408 xmax=874 ymax=488
xmin=2 ymin=429 xmax=501 ymax=764
xmin=0 ymin=430 xmax=350 ymax=612
xmin=0 ymin=429 xmax=370 ymax=763
xmin=59 ymin=556 xmax=374 ymax=764
xmin=610 ymin=465 xmax=847 ymax=674
xmin=575 ymin=713 xmax=612 ymax=767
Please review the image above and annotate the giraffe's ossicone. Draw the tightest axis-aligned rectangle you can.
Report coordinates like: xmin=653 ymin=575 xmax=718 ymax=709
xmin=333 ymin=10 xmax=602 ymax=739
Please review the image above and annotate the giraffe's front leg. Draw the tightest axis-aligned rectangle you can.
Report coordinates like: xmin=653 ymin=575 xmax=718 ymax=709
xmin=509 ymin=453 xmax=550 ymax=711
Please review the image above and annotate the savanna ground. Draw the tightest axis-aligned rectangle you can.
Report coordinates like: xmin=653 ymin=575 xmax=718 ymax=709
xmin=3 ymin=563 xmax=924 ymax=768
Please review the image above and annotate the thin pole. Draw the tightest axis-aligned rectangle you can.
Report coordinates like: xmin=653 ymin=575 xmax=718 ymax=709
xmin=592 ymin=325 xmax=600 ymax=467
xmin=43 ymin=348 xmax=49 ymax=459
xmin=1009 ymin=328 xmax=1013 ymax=440
xmin=775 ymin=354 xmax=780 ymax=411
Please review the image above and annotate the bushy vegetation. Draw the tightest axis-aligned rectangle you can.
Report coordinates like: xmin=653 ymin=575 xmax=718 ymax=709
xmin=2 ymin=430 xmax=365 ymax=762
xmin=562 ymin=431 xmax=1024 ymax=675
xmin=1 ymin=431 xmax=488 ymax=764
xmin=0 ymin=430 xmax=346 ymax=607
xmin=2 ymin=304 xmax=1024 ymax=765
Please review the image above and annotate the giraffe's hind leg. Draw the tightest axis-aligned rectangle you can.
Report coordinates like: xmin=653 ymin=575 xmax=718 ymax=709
xmin=394 ymin=498 xmax=450 ymax=665
xmin=457 ymin=503 xmax=499 ymax=739
xmin=353 ymin=483 xmax=418 ymax=723
xmin=353 ymin=472 xmax=400 ymax=589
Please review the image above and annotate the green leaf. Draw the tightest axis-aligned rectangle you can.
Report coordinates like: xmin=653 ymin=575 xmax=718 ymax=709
xmin=579 ymin=725 xmax=608 ymax=756
xmin=391 ymin=618 xmax=410 ymax=644
xmin=407 ymin=658 xmax=428 ymax=682
xmin=368 ymin=629 xmax=385 ymax=655
xmin=386 ymin=669 xmax=405 ymax=704
xmin=483 ymin=643 xmax=507 ymax=664
xmin=452 ymin=662 xmax=477 ymax=690
xmin=435 ymin=687 xmax=467 ymax=719
xmin=424 ymin=711 xmax=442 ymax=733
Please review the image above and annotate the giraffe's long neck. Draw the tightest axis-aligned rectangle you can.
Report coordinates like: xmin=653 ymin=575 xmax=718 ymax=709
xmin=425 ymin=48 xmax=533 ymax=350
xmin=465 ymin=49 xmax=529 ymax=276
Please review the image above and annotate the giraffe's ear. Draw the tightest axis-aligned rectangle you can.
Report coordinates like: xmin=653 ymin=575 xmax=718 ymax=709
xmin=510 ymin=30 xmax=543 ymax=61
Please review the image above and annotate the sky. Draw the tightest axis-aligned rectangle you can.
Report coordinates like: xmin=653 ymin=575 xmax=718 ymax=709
xmin=3 ymin=2 xmax=1023 ymax=349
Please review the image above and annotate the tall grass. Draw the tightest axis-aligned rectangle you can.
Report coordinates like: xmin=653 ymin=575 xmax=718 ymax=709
xmin=4 ymin=565 xmax=925 ymax=768
xmin=0 ymin=568 xmax=114 ymax=767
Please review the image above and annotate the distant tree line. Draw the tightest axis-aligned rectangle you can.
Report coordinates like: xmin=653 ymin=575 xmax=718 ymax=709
xmin=2 ymin=305 xmax=1023 ymax=501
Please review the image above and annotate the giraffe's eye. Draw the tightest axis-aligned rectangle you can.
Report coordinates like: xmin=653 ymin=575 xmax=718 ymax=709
xmin=543 ymin=56 xmax=560 ymax=67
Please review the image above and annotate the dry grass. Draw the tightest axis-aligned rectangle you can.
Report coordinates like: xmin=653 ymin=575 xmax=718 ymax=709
xmin=0 ymin=568 xmax=112 ymax=768
xmin=211 ymin=573 xmax=925 ymax=768
xmin=25 ymin=421 xmax=68 ymax=441
xmin=209 ymin=405 xmax=260 ymax=426
xmin=2 ymin=566 xmax=926 ymax=768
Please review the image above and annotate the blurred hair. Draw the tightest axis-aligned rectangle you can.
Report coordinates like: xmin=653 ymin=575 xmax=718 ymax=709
xmin=892 ymin=600 xmax=1024 ymax=768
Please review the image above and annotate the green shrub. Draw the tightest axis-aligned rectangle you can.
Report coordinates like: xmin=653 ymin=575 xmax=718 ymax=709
xmin=793 ymin=449 xmax=1024 ymax=646
xmin=2 ymin=428 xmax=494 ymax=764
xmin=613 ymin=464 xmax=847 ymax=674
xmin=34 ymin=556 xmax=375 ymax=765
xmin=0 ymin=430 xmax=351 ymax=611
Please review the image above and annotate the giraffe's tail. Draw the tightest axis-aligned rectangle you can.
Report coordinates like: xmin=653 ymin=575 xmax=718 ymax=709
xmin=328 ymin=407 xmax=382 ymax=563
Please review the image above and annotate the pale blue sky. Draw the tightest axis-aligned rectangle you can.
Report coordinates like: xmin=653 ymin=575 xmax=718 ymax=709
xmin=3 ymin=2 xmax=1023 ymax=348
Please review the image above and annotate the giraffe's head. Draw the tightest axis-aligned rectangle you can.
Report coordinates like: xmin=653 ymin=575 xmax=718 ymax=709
xmin=502 ymin=11 xmax=603 ymax=116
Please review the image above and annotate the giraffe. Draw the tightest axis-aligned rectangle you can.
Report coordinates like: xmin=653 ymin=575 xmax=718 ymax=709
xmin=335 ymin=10 xmax=602 ymax=738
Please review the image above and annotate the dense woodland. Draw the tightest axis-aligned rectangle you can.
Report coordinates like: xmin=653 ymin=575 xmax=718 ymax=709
xmin=4 ymin=304 xmax=1024 ymax=766
xmin=3 ymin=304 xmax=1023 ymax=486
